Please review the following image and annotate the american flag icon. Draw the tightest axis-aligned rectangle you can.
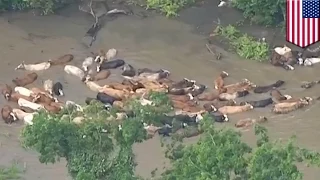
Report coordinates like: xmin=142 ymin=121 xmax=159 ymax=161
xmin=286 ymin=0 xmax=320 ymax=48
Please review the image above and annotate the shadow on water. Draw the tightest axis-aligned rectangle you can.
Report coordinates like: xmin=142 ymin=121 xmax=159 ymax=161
xmin=0 ymin=2 xmax=320 ymax=179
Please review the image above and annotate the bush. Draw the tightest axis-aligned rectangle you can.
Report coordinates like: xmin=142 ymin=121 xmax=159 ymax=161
xmin=0 ymin=0 xmax=74 ymax=15
xmin=161 ymin=115 xmax=320 ymax=180
xmin=145 ymin=0 xmax=194 ymax=17
xmin=214 ymin=25 xmax=269 ymax=61
xmin=231 ymin=0 xmax=285 ymax=26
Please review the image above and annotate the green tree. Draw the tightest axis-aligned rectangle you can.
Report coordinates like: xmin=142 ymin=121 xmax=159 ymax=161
xmin=231 ymin=0 xmax=285 ymax=26
xmin=21 ymin=92 xmax=172 ymax=180
xmin=161 ymin=115 xmax=320 ymax=180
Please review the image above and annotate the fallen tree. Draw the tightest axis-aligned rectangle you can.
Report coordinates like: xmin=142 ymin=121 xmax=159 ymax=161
xmin=79 ymin=0 xmax=128 ymax=47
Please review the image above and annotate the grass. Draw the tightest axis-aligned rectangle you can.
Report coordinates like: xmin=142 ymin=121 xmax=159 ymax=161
xmin=213 ymin=25 xmax=269 ymax=62
xmin=0 ymin=163 xmax=23 ymax=180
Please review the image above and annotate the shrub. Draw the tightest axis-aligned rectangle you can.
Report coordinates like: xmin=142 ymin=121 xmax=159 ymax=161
xmin=146 ymin=0 xmax=194 ymax=17
xmin=231 ymin=0 xmax=286 ymax=26
xmin=0 ymin=162 xmax=23 ymax=180
xmin=161 ymin=116 xmax=320 ymax=180
xmin=214 ymin=25 xmax=269 ymax=61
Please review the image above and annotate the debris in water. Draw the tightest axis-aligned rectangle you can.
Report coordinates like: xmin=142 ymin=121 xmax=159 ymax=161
xmin=79 ymin=0 xmax=128 ymax=47
xmin=301 ymin=80 xmax=320 ymax=89
xmin=206 ymin=44 xmax=222 ymax=60
xmin=218 ymin=0 xmax=227 ymax=7
xmin=107 ymin=9 xmax=127 ymax=15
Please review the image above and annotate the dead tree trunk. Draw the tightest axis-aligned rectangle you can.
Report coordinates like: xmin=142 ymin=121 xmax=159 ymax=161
xmin=79 ymin=0 xmax=128 ymax=47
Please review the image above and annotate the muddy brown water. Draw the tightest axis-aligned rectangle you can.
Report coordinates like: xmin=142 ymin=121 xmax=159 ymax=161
xmin=0 ymin=2 xmax=320 ymax=180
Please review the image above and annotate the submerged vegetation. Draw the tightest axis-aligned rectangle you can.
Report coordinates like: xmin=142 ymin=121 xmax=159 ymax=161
xmin=213 ymin=25 xmax=269 ymax=61
xmin=0 ymin=163 xmax=23 ymax=180
xmin=20 ymin=92 xmax=320 ymax=180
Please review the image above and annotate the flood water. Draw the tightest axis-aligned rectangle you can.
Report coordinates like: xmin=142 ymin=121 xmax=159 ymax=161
xmin=0 ymin=1 xmax=320 ymax=179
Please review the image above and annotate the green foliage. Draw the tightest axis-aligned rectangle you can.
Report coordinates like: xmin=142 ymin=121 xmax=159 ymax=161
xmin=215 ymin=25 xmax=269 ymax=61
xmin=160 ymin=116 xmax=320 ymax=180
xmin=21 ymin=107 xmax=119 ymax=179
xmin=0 ymin=163 xmax=23 ymax=180
xmin=231 ymin=0 xmax=285 ymax=26
xmin=128 ymin=91 xmax=173 ymax=126
xmin=0 ymin=0 xmax=73 ymax=15
xmin=21 ymin=92 xmax=172 ymax=180
xmin=146 ymin=0 xmax=194 ymax=17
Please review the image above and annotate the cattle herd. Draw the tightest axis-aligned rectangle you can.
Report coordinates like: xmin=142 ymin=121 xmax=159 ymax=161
xmin=270 ymin=45 xmax=320 ymax=70
xmin=0 ymin=46 xmax=317 ymax=137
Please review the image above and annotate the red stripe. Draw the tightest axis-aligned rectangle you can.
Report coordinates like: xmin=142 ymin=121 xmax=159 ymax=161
xmin=297 ymin=1 xmax=300 ymax=47
xmin=286 ymin=0 xmax=291 ymax=41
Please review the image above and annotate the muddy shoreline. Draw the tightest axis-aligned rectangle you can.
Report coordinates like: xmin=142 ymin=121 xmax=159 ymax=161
xmin=0 ymin=1 xmax=319 ymax=180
